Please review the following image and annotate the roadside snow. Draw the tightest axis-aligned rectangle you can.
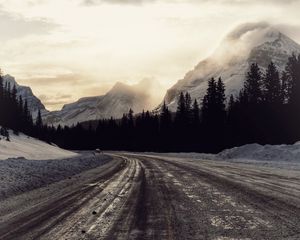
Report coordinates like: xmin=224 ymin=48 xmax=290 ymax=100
xmin=0 ymin=153 xmax=111 ymax=200
xmin=218 ymin=142 xmax=300 ymax=162
xmin=0 ymin=131 xmax=77 ymax=160
xmin=0 ymin=130 xmax=111 ymax=200
xmin=133 ymin=142 xmax=300 ymax=170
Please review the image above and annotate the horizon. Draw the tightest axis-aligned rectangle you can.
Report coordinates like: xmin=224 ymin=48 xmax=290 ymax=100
xmin=1 ymin=0 xmax=300 ymax=111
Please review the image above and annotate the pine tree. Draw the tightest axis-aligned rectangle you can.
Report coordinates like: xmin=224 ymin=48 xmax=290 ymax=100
xmin=185 ymin=92 xmax=192 ymax=114
xmin=263 ymin=62 xmax=282 ymax=104
xmin=228 ymin=94 xmax=235 ymax=112
xmin=285 ymin=54 xmax=300 ymax=105
xmin=160 ymin=101 xmax=172 ymax=131
xmin=36 ymin=109 xmax=43 ymax=129
xmin=216 ymin=77 xmax=226 ymax=117
xmin=281 ymin=71 xmax=289 ymax=103
xmin=192 ymin=99 xmax=200 ymax=126
xmin=176 ymin=92 xmax=186 ymax=119
xmin=244 ymin=63 xmax=262 ymax=104
xmin=128 ymin=108 xmax=134 ymax=129
xmin=201 ymin=78 xmax=217 ymax=124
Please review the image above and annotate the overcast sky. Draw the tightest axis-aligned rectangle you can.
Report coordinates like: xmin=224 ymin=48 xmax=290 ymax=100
xmin=0 ymin=0 xmax=300 ymax=110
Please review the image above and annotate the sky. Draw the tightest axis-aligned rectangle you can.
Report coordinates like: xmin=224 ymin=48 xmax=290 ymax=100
xmin=0 ymin=0 xmax=300 ymax=110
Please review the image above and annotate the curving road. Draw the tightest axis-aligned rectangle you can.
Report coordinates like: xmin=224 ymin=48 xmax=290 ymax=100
xmin=0 ymin=153 xmax=300 ymax=240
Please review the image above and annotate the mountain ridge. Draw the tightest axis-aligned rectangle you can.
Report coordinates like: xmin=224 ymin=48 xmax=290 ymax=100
xmin=160 ymin=23 xmax=300 ymax=111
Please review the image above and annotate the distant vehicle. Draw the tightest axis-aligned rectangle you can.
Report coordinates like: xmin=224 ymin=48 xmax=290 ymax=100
xmin=95 ymin=148 xmax=103 ymax=154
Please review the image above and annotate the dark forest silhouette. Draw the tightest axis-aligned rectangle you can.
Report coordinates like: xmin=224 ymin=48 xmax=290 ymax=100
xmin=1 ymin=54 xmax=300 ymax=153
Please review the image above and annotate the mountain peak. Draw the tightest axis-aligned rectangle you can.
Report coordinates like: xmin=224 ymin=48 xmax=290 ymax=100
xmin=211 ymin=23 xmax=298 ymax=64
xmin=162 ymin=22 xmax=300 ymax=111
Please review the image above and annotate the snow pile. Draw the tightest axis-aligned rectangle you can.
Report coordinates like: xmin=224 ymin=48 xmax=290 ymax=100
xmin=0 ymin=131 xmax=77 ymax=160
xmin=218 ymin=142 xmax=300 ymax=162
xmin=0 ymin=153 xmax=111 ymax=200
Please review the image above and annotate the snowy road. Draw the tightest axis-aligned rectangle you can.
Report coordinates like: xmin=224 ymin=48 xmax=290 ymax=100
xmin=0 ymin=153 xmax=300 ymax=239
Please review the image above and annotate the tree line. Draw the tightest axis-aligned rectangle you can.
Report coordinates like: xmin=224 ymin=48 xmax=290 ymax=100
xmin=37 ymin=54 xmax=300 ymax=153
xmin=1 ymin=54 xmax=300 ymax=153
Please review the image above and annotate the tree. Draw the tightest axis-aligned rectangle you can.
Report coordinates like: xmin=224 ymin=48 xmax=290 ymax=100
xmin=244 ymin=63 xmax=262 ymax=104
xmin=201 ymin=77 xmax=226 ymax=152
xmin=263 ymin=62 xmax=282 ymax=104
xmin=216 ymin=77 xmax=226 ymax=121
xmin=36 ymin=109 xmax=43 ymax=128
xmin=285 ymin=54 xmax=300 ymax=105
xmin=128 ymin=108 xmax=134 ymax=129
xmin=192 ymin=99 xmax=200 ymax=126
xmin=175 ymin=92 xmax=186 ymax=124
xmin=281 ymin=70 xmax=289 ymax=103
xmin=160 ymin=101 xmax=172 ymax=131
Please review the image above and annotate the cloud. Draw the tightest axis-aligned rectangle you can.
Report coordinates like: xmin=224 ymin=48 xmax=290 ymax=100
xmin=0 ymin=10 xmax=58 ymax=41
xmin=226 ymin=22 xmax=270 ymax=40
xmin=38 ymin=93 xmax=73 ymax=106
xmin=81 ymin=0 xmax=299 ymax=6
xmin=20 ymin=73 xmax=113 ymax=110
xmin=82 ymin=0 xmax=156 ymax=6
xmin=24 ymin=74 xmax=87 ymax=86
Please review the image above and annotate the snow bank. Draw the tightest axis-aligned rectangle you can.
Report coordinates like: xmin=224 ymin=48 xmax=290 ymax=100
xmin=218 ymin=142 xmax=300 ymax=162
xmin=0 ymin=130 xmax=112 ymax=200
xmin=0 ymin=153 xmax=111 ymax=200
xmin=0 ymin=131 xmax=77 ymax=160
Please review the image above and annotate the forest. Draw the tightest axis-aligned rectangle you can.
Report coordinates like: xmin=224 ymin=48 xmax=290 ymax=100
xmin=1 ymin=54 xmax=300 ymax=153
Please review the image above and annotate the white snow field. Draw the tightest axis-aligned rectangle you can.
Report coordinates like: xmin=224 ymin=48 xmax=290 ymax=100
xmin=0 ymin=131 xmax=111 ymax=200
xmin=0 ymin=131 xmax=77 ymax=160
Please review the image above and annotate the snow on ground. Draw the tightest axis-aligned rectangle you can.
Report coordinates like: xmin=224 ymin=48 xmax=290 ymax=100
xmin=218 ymin=142 xmax=300 ymax=162
xmin=0 ymin=131 xmax=77 ymax=160
xmin=0 ymin=131 xmax=111 ymax=200
xmin=137 ymin=142 xmax=300 ymax=170
xmin=0 ymin=153 xmax=111 ymax=200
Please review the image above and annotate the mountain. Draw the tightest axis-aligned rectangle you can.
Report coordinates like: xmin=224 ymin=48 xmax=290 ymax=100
xmin=3 ymin=75 xmax=48 ymax=117
xmin=43 ymin=80 xmax=152 ymax=126
xmin=160 ymin=23 xmax=300 ymax=111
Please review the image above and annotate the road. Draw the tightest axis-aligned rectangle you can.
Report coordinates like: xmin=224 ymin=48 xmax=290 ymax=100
xmin=0 ymin=153 xmax=300 ymax=240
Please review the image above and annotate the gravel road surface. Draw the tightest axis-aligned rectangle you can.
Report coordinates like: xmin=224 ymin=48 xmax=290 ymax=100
xmin=0 ymin=153 xmax=299 ymax=240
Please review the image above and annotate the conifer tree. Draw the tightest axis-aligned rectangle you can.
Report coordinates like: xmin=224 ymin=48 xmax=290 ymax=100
xmin=160 ymin=101 xmax=172 ymax=130
xmin=285 ymin=54 xmax=300 ymax=105
xmin=128 ymin=108 xmax=134 ymax=129
xmin=192 ymin=99 xmax=200 ymax=126
xmin=244 ymin=63 xmax=262 ymax=104
xmin=263 ymin=62 xmax=282 ymax=104
xmin=281 ymin=71 xmax=289 ymax=103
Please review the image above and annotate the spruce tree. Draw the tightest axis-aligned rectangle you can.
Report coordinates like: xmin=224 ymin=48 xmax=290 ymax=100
xmin=192 ymin=99 xmax=200 ymax=128
xmin=36 ymin=109 xmax=43 ymax=129
xmin=244 ymin=63 xmax=262 ymax=104
xmin=281 ymin=71 xmax=289 ymax=103
xmin=263 ymin=62 xmax=282 ymax=104
xmin=175 ymin=92 xmax=186 ymax=127
xmin=285 ymin=54 xmax=300 ymax=105
xmin=160 ymin=101 xmax=172 ymax=131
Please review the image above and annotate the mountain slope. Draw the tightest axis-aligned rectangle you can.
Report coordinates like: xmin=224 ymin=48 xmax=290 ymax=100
xmin=161 ymin=23 xmax=300 ymax=111
xmin=0 ymin=129 xmax=77 ymax=160
xmin=43 ymin=81 xmax=152 ymax=126
xmin=3 ymin=75 xmax=48 ymax=117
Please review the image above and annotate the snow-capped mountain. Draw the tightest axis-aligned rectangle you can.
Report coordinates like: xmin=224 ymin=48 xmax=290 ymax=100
xmin=161 ymin=23 xmax=300 ymax=111
xmin=3 ymin=75 xmax=48 ymax=117
xmin=43 ymin=80 xmax=152 ymax=126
